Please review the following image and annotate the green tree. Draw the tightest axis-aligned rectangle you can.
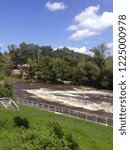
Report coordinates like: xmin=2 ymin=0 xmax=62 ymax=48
xmin=84 ymin=61 xmax=100 ymax=85
xmin=100 ymin=56 xmax=113 ymax=89
xmin=7 ymin=42 xmax=113 ymax=90
xmin=38 ymin=56 xmax=52 ymax=82
xmin=27 ymin=58 xmax=39 ymax=80
xmin=73 ymin=61 xmax=87 ymax=84
xmin=90 ymin=43 xmax=109 ymax=68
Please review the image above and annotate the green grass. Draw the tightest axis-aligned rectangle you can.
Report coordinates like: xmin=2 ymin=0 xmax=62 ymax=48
xmin=0 ymin=105 xmax=113 ymax=150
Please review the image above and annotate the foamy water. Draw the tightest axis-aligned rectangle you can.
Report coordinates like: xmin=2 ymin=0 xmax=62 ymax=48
xmin=26 ymin=88 xmax=113 ymax=113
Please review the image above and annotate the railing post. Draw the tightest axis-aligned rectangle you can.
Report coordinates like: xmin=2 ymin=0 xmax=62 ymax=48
xmin=54 ymin=106 xmax=56 ymax=112
xmin=42 ymin=103 xmax=44 ymax=109
xmin=96 ymin=115 xmax=97 ymax=123
xmin=61 ymin=107 xmax=63 ymax=114
xmin=106 ymin=117 xmax=108 ymax=126
xmin=69 ymin=109 xmax=70 ymax=116
xmin=77 ymin=111 xmax=78 ymax=118
xmin=86 ymin=113 xmax=87 ymax=120
xmin=48 ymin=104 xmax=50 ymax=110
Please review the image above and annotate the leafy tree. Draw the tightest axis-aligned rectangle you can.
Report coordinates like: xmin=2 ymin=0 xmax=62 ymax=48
xmin=100 ymin=56 xmax=113 ymax=89
xmin=0 ymin=53 xmax=13 ymax=97
xmin=0 ymin=81 xmax=13 ymax=97
xmin=38 ymin=56 xmax=52 ymax=82
xmin=27 ymin=58 xmax=39 ymax=80
xmin=73 ymin=61 xmax=87 ymax=84
xmin=84 ymin=61 xmax=100 ymax=85
xmin=90 ymin=43 xmax=109 ymax=68
xmin=40 ymin=45 xmax=53 ymax=58
xmin=7 ymin=42 xmax=113 ymax=90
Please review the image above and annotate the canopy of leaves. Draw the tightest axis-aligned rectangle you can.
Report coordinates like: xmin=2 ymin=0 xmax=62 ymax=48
xmin=0 ymin=53 xmax=13 ymax=97
xmin=7 ymin=42 xmax=113 ymax=90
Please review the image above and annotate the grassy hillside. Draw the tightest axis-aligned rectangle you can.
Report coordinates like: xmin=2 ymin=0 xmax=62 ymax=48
xmin=0 ymin=105 xmax=112 ymax=150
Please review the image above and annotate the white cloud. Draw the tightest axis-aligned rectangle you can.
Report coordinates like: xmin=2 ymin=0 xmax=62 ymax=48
xmin=106 ymin=42 xmax=113 ymax=49
xmin=67 ymin=5 xmax=113 ymax=41
xmin=54 ymin=46 xmax=87 ymax=54
xmin=67 ymin=46 xmax=87 ymax=53
xmin=45 ymin=1 xmax=67 ymax=11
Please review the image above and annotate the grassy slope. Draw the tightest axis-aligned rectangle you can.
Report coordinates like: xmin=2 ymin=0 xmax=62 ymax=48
xmin=0 ymin=105 xmax=112 ymax=150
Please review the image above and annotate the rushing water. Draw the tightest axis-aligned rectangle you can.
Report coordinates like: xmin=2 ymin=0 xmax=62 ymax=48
xmin=13 ymin=82 xmax=113 ymax=117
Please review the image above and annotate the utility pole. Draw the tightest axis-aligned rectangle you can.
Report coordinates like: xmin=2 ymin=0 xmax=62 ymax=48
xmin=38 ymin=49 xmax=41 ymax=62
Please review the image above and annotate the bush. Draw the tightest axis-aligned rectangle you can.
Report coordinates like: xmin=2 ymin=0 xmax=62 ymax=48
xmin=10 ymin=121 xmax=79 ymax=150
xmin=13 ymin=116 xmax=29 ymax=129
xmin=47 ymin=121 xmax=64 ymax=139
xmin=65 ymin=133 xmax=79 ymax=150
xmin=42 ymin=122 xmax=79 ymax=150
xmin=0 ymin=82 xmax=13 ymax=97
xmin=0 ymin=119 xmax=8 ymax=128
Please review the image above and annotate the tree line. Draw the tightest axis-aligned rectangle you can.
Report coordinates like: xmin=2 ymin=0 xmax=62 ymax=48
xmin=1 ymin=42 xmax=113 ymax=91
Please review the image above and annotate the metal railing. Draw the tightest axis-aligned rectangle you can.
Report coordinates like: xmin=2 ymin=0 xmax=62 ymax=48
xmin=16 ymin=98 xmax=113 ymax=126
xmin=0 ymin=97 xmax=19 ymax=110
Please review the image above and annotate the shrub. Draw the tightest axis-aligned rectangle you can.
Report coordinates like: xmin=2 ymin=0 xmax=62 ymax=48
xmin=10 ymin=121 xmax=79 ymax=150
xmin=47 ymin=121 xmax=64 ymax=138
xmin=0 ymin=118 xmax=12 ymax=128
xmin=0 ymin=119 xmax=8 ymax=128
xmin=0 ymin=82 xmax=13 ymax=97
xmin=43 ymin=122 xmax=79 ymax=150
xmin=13 ymin=116 xmax=29 ymax=129
xmin=65 ymin=133 xmax=79 ymax=150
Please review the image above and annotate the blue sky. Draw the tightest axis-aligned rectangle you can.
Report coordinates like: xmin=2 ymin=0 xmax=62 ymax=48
xmin=0 ymin=0 xmax=113 ymax=53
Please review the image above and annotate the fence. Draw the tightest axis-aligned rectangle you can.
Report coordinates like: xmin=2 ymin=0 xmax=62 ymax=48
xmin=0 ymin=97 xmax=19 ymax=110
xmin=16 ymin=98 xmax=113 ymax=126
